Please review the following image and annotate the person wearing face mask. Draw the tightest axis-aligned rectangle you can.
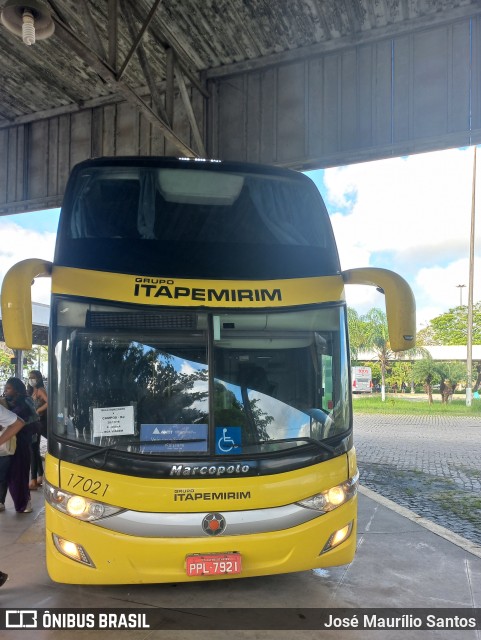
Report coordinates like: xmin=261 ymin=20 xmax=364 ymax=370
xmin=27 ymin=370 xmax=47 ymax=490
xmin=2 ymin=378 xmax=40 ymax=513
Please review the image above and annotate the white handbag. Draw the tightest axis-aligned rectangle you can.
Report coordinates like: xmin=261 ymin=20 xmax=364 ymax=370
xmin=0 ymin=426 xmax=16 ymax=456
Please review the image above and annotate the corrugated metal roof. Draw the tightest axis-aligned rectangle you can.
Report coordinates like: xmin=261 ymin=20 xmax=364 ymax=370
xmin=0 ymin=0 xmax=478 ymax=122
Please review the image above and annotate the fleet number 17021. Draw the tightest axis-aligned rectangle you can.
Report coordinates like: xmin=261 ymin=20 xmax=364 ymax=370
xmin=66 ymin=473 xmax=110 ymax=497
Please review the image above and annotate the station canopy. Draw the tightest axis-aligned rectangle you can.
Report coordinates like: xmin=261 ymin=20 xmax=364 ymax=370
xmin=0 ymin=1 xmax=480 ymax=215
xmin=0 ymin=0 xmax=473 ymax=126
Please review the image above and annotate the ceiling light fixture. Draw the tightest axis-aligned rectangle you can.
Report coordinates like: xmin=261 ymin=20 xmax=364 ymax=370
xmin=0 ymin=0 xmax=54 ymax=45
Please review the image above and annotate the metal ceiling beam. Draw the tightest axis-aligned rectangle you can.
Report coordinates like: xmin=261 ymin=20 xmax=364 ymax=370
xmin=117 ymin=0 xmax=163 ymax=81
xmin=130 ymin=2 xmax=209 ymax=100
xmin=78 ymin=0 xmax=107 ymax=61
xmin=0 ymin=77 xmax=201 ymax=130
xmin=120 ymin=0 xmax=207 ymax=151
xmin=121 ymin=0 xmax=169 ymax=123
xmin=50 ymin=12 xmax=197 ymax=157
xmin=174 ymin=60 xmax=206 ymax=156
xmin=165 ymin=47 xmax=174 ymax=127
xmin=108 ymin=0 xmax=118 ymax=71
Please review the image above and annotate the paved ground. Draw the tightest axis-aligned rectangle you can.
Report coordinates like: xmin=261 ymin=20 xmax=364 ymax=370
xmin=1 ymin=489 xmax=481 ymax=639
xmin=1 ymin=416 xmax=480 ymax=638
xmin=354 ymin=413 xmax=481 ymax=545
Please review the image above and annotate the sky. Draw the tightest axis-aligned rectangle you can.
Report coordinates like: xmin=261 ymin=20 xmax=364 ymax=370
xmin=0 ymin=146 xmax=479 ymax=329
xmin=306 ymin=146 xmax=481 ymax=328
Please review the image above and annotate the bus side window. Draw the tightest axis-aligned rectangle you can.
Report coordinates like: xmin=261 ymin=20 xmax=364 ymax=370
xmin=74 ymin=180 xmax=141 ymax=238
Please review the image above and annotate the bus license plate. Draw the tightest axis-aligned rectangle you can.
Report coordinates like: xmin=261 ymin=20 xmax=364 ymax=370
xmin=186 ymin=553 xmax=242 ymax=576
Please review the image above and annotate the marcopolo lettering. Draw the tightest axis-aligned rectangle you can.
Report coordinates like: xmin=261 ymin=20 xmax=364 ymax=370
xmin=133 ymin=279 xmax=282 ymax=303
xmin=169 ymin=464 xmax=250 ymax=477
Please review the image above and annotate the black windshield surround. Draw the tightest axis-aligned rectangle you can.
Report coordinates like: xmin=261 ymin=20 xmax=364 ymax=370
xmin=49 ymin=299 xmax=352 ymax=478
xmin=55 ymin=158 xmax=341 ymax=280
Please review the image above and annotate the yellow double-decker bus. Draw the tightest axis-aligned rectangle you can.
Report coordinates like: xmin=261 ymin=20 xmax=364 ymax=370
xmin=1 ymin=157 xmax=415 ymax=584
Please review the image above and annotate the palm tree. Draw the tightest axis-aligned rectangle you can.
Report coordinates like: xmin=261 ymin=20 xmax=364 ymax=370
xmin=347 ymin=308 xmax=368 ymax=362
xmin=360 ymin=308 xmax=392 ymax=402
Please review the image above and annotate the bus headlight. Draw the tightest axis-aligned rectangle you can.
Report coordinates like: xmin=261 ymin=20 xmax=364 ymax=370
xmin=44 ymin=480 xmax=124 ymax=521
xmin=296 ymin=471 xmax=359 ymax=513
xmin=67 ymin=495 xmax=88 ymax=517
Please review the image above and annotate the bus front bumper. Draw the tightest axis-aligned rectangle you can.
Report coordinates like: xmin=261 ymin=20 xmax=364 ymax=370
xmin=45 ymin=498 xmax=357 ymax=585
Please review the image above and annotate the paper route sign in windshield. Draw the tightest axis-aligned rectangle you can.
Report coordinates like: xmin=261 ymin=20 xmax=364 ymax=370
xmin=140 ymin=424 xmax=208 ymax=453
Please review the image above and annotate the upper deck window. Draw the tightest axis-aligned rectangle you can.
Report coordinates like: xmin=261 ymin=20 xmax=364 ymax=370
xmin=67 ymin=166 xmax=331 ymax=248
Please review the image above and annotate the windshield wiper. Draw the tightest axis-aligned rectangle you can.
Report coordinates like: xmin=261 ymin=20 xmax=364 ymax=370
xmin=249 ymin=437 xmax=336 ymax=455
xmin=296 ymin=437 xmax=336 ymax=454
xmin=74 ymin=439 xmax=207 ymax=463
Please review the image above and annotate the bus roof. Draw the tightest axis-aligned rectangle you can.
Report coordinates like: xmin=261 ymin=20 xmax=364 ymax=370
xmin=70 ymin=156 xmax=312 ymax=182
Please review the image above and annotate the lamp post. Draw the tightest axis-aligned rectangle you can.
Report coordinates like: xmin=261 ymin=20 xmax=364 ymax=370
xmin=466 ymin=146 xmax=477 ymax=407
xmin=456 ymin=284 xmax=466 ymax=306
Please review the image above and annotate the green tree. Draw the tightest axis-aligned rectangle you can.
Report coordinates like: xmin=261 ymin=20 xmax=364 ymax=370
xmin=23 ymin=345 xmax=48 ymax=372
xmin=413 ymin=358 xmax=467 ymax=404
xmin=0 ymin=343 xmax=14 ymax=379
xmin=359 ymin=308 xmax=391 ymax=401
xmin=392 ymin=343 xmax=431 ymax=393
xmin=437 ymin=361 xmax=466 ymax=403
xmin=388 ymin=361 xmax=413 ymax=392
xmin=347 ymin=308 xmax=368 ymax=362
xmin=412 ymin=357 xmax=440 ymax=404
xmin=418 ymin=303 xmax=481 ymax=345
xmin=474 ymin=363 xmax=481 ymax=393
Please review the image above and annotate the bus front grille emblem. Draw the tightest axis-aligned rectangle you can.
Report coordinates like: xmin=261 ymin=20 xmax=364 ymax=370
xmin=202 ymin=513 xmax=226 ymax=536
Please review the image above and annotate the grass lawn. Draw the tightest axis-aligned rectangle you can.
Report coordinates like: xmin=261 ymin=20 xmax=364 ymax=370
xmin=352 ymin=394 xmax=481 ymax=416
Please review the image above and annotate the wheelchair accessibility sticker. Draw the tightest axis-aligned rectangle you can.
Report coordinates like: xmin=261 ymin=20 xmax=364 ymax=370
xmin=215 ymin=426 xmax=242 ymax=454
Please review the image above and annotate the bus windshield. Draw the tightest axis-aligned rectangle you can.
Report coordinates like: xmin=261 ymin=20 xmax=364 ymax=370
xmin=52 ymin=299 xmax=350 ymax=457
